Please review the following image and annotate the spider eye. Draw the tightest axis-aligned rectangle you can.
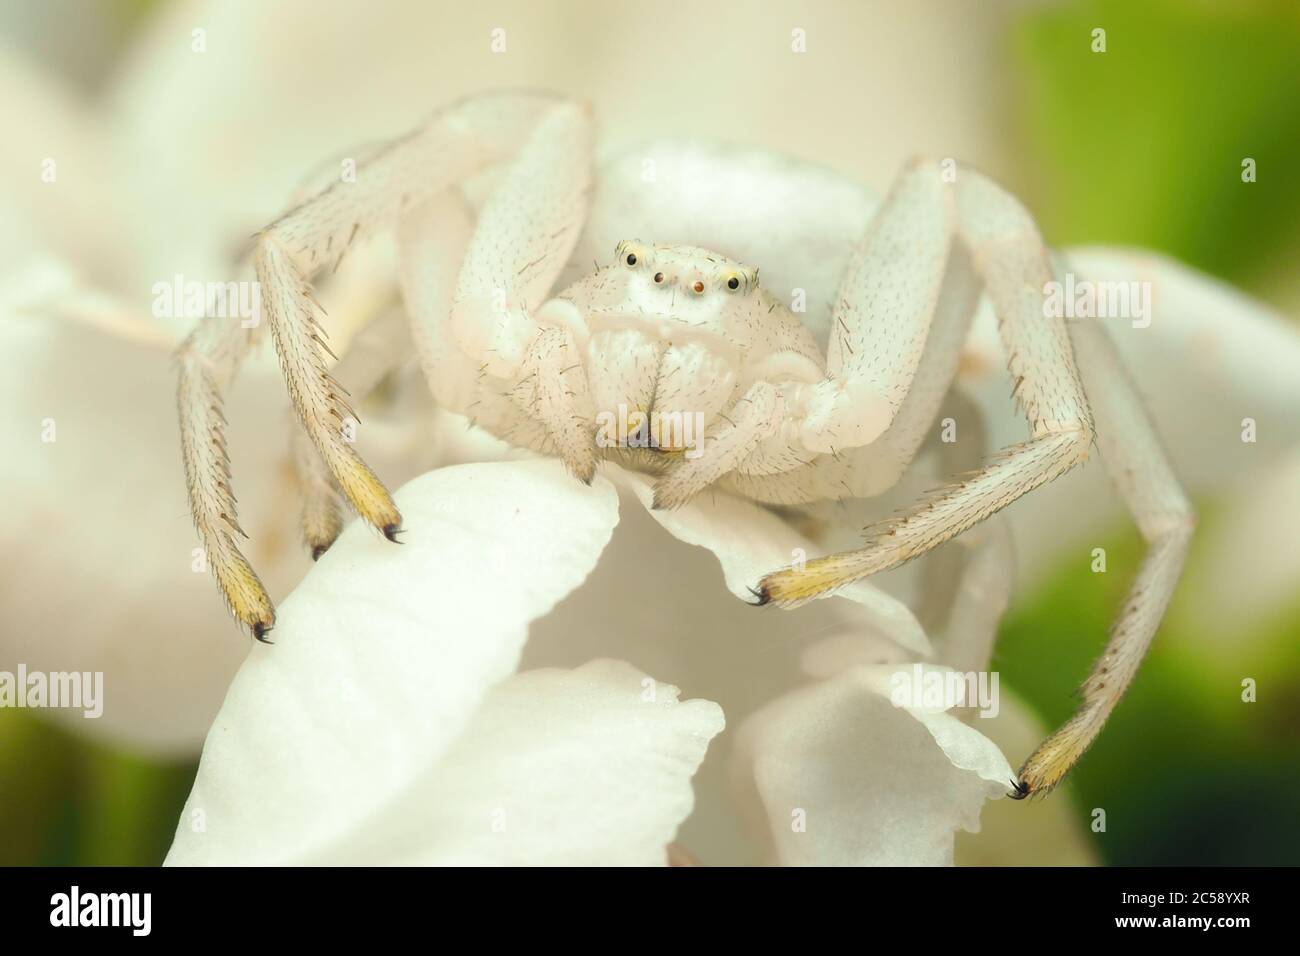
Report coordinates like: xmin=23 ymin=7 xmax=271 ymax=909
xmin=726 ymin=276 xmax=740 ymax=291
xmin=625 ymin=253 xmax=637 ymax=266
xmin=692 ymin=281 xmax=705 ymax=294
xmin=654 ymin=272 xmax=665 ymax=283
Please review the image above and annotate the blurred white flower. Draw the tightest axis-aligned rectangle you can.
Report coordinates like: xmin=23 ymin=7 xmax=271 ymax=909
xmin=0 ymin=0 xmax=453 ymax=751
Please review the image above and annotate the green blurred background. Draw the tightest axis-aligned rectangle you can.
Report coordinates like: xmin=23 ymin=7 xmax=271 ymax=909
xmin=1 ymin=0 xmax=1297 ymax=865
xmin=997 ymin=0 xmax=1300 ymax=865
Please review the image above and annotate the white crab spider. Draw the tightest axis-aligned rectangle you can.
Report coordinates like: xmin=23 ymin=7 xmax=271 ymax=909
xmin=178 ymin=92 xmax=1194 ymax=798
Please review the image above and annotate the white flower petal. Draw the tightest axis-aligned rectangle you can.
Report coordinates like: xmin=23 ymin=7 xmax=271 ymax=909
xmin=928 ymin=518 xmax=1016 ymax=675
xmin=305 ymin=659 xmax=724 ymax=865
xmin=165 ymin=460 xmax=618 ymax=865
xmin=523 ymin=480 xmax=890 ymax=866
xmin=733 ymin=665 xmax=1012 ymax=866
xmin=606 ymin=465 xmax=929 ymax=656
xmin=800 ymin=630 xmax=914 ymax=679
xmin=1181 ymin=446 xmax=1300 ymax=640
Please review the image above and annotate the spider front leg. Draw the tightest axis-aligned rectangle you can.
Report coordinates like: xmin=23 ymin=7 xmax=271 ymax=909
xmin=508 ymin=323 xmax=598 ymax=481
xmin=757 ymin=162 xmax=1194 ymax=796
xmin=650 ymin=382 xmax=785 ymax=509
xmin=257 ymin=92 xmax=590 ymax=526
xmin=182 ymin=92 xmax=586 ymax=637
xmin=440 ymin=97 xmax=596 ymax=480
xmin=758 ymin=162 xmax=1094 ymax=606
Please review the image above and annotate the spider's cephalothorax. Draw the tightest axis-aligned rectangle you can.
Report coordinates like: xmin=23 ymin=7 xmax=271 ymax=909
xmin=544 ymin=240 xmax=824 ymax=467
xmin=178 ymin=92 xmax=1193 ymax=800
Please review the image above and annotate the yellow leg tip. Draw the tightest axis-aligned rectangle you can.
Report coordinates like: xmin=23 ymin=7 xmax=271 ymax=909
xmin=335 ymin=457 xmax=401 ymax=534
xmin=1016 ymin=734 xmax=1088 ymax=799
xmin=756 ymin=554 xmax=868 ymax=609
xmin=213 ymin=550 xmax=277 ymax=642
